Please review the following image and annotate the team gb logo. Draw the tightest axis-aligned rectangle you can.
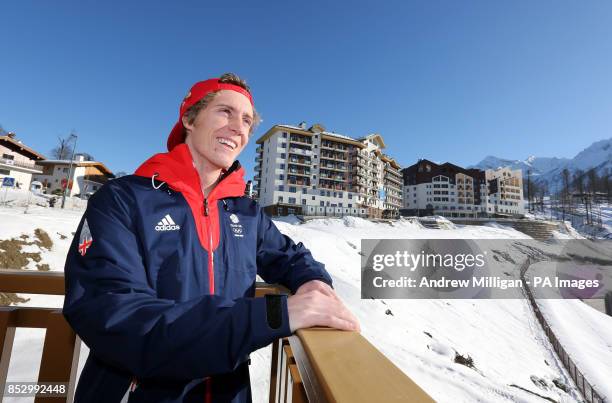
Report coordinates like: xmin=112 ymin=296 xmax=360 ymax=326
xmin=229 ymin=214 xmax=243 ymax=238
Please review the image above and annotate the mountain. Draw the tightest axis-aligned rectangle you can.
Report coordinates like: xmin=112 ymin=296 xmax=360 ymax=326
xmin=472 ymin=138 xmax=612 ymax=190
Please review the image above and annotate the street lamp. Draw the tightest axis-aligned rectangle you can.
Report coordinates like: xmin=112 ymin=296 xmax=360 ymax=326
xmin=61 ymin=133 xmax=78 ymax=209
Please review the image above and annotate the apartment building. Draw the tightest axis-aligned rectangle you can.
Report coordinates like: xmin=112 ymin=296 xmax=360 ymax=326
xmin=0 ymin=133 xmax=45 ymax=188
xmin=32 ymin=155 xmax=114 ymax=197
xmin=401 ymin=159 xmax=525 ymax=218
xmin=485 ymin=167 xmax=525 ymax=216
xmin=254 ymin=123 xmax=402 ymax=218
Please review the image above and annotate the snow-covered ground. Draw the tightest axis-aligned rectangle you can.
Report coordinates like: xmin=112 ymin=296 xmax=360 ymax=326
xmin=527 ymin=201 xmax=612 ymax=239
xmin=1 ymin=192 xmax=611 ymax=402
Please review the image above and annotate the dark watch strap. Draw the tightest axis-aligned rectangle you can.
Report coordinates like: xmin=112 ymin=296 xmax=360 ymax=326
xmin=265 ymin=294 xmax=283 ymax=330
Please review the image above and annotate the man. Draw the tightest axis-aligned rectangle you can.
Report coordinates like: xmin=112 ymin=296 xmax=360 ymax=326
xmin=63 ymin=73 xmax=359 ymax=403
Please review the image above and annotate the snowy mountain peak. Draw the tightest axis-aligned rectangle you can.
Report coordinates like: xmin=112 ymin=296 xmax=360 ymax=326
xmin=472 ymin=138 xmax=611 ymax=185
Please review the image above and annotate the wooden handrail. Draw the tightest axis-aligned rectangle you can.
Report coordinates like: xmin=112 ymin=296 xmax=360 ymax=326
xmin=0 ymin=270 xmax=65 ymax=295
xmin=289 ymin=328 xmax=433 ymax=403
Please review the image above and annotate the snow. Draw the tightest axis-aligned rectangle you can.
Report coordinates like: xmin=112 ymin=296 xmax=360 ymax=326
xmin=1 ymin=194 xmax=610 ymax=402
xmin=528 ymin=201 xmax=612 ymax=239
xmin=472 ymin=137 xmax=612 ymax=189
xmin=537 ymin=299 xmax=612 ymax=398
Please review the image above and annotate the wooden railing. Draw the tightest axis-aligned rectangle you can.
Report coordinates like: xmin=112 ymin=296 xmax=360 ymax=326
xmin=269 ymin=329 xmax=433 ymax=403
xmin=0 ymin=270 xmax=77 ymax=403
xmin=1 ymin=270 xmax=433 ymax=403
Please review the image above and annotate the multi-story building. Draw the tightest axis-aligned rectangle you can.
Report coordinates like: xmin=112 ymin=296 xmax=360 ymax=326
xmin=32 ymin=155 xmax=114 ymax=196
xmin=485 ymin=167 xmax=524 ymax=216
xmin=401 ymin=159 xmax=525 ymax=218
xmin=0 ymin=133 xmax=45 ymax=188
xmin=254 ymin=123 xmax=402 ymax=218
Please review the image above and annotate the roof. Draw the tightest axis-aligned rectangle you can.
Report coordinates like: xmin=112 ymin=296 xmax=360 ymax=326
xmin=0 ymin=135 xmax=46 ymax=160
xmin=356 ymin=133 xmax=386 ymax=149
xmin=256 ymin=124 xmax=365 ymax=147
xmin=38 ymin=160 xmax=114 ymax=176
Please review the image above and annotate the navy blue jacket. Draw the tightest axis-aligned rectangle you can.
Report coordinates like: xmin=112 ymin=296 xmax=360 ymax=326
xmin=63 ymin=144 xmax=332 ymax=402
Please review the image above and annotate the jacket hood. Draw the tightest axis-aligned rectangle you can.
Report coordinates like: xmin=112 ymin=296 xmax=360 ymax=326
xmin=134 ymin=143 xmax=246 ymax=201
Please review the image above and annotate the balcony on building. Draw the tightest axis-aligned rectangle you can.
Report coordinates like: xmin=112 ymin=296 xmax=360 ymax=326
xmin=320 ymin=141 xmax=348 ymax=152
xmin=287 ymin=176 xmax=311 ymax=186
xmin=289 ymin=134 xmax=313 ymax=146
xmin=288 ymin=145 xmax=313 ymax=156
xmin=0 ymin=157 xmax=43 ymax=174
xmin=287 ymin=167 xmax=311 ymax=177
xmin=288 ymin=156 xmax=312 ymax=166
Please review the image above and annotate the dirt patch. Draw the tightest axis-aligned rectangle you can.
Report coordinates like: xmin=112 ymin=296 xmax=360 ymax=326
xmin=0 ymin=230 xmax=52 ymax=270
xmin=34 ymin=228 xmax=53 ymax=250
xmin=0 ymin=238 xmax=42 ymax=269
xmin=0 ymin=292 xmax=29 ymax=306
xmin=36 ymin=263 xmax=50 ymax=271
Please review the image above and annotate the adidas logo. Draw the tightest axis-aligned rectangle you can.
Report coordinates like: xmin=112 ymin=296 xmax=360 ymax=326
xmin=155 ymin=214 xmax=181 ymax=231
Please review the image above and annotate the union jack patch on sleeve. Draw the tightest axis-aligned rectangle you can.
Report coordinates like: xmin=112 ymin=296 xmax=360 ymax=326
xmin=78 ymin=218 xmax=93 ymax=256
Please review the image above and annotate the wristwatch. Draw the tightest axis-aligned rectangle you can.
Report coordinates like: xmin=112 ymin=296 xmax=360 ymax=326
xmin=265 ymin=294 xmax=284 ymax=330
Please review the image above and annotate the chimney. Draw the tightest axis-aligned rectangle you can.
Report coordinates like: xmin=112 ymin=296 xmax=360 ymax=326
xmin=7 ymin=132 xmax=16 ymax=139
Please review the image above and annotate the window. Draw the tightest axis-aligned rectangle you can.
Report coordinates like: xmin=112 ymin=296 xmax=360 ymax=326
xmin=320 ymin=190 xmax=325 ymax=196
xmin=288 ymin=197 xmax=296 ymax=204
xmin=320 ymin=201 xmax=324 ymax=207
xmin=339 ymin=192 xmax=343 ymax=198
xmin=302 ymin=188 xmax=307 ymax=194
xmin=279 ymin=164 xmax=285 ymax=169
xmin=278 ymin=196 xmax=284 ymax=203
xmin=289 ymin=186 xmax=296 ymax=193
xmin=281 ymin=143 xmax=287 ymax=148
xmin=348 ymin=194 xmax=352 ymax=199
xmin=278 ymin=185 xmax=284 ymax=191
xmin=279 ymin=174 xmax=284 ymax=180
xmin=339 ymin=203 xmax=343 ymax=207
xmin=312 ymin=196 xmax=315 ymax=201
xmin=280 ymin=153 xmax=286 ymax=159
xmin=348 ymin=203 xmax=352 ymax=208
xmin=302 ymin=199 xmax=306 ymax=205
xmin=282 ymin=132 xmax=287 ymax=138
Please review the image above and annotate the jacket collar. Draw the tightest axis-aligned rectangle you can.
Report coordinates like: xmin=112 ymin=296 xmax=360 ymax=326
xmin=134 ymin=143 xmax=246 ymax=201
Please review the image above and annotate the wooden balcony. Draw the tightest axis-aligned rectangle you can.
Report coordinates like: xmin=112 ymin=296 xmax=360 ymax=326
xmin=1 ymin=270 xmax=433 ymax=403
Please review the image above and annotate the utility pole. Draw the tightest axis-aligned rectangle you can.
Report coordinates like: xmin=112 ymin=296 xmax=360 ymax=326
xmin=61 ymin=133 xmax=78 ymax=209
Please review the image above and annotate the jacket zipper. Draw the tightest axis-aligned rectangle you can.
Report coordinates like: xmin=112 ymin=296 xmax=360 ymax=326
xmin=203 ymin=198 xmax=214 ymax=403
xmin=203 ymin=198 xmax=215 ymax=294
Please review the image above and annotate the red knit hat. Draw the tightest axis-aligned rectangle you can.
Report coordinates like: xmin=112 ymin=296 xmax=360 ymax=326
xmin=167 ymin=78 xmax=254 ymax=151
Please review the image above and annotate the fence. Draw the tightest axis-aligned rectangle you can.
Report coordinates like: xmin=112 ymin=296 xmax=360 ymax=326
xmin=520 ymin=260 xmax=607 ymax=402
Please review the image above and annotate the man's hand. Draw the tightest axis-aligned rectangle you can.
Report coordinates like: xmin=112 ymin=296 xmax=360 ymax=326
xmin=287 ymin=280 xmax=361 ymax=333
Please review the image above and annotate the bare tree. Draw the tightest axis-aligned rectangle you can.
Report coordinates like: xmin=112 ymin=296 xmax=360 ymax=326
xmin=51 ymin=135 xmax=75 ymax=160
xmin=572 ymin=169 xmax=585 ymax=194
xmin=561 ymin=168 xmax=571 ymax=220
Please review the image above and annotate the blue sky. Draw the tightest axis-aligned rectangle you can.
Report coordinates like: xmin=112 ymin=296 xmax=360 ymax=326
xmin=1 ymin=1 xmax=611 ymax=179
